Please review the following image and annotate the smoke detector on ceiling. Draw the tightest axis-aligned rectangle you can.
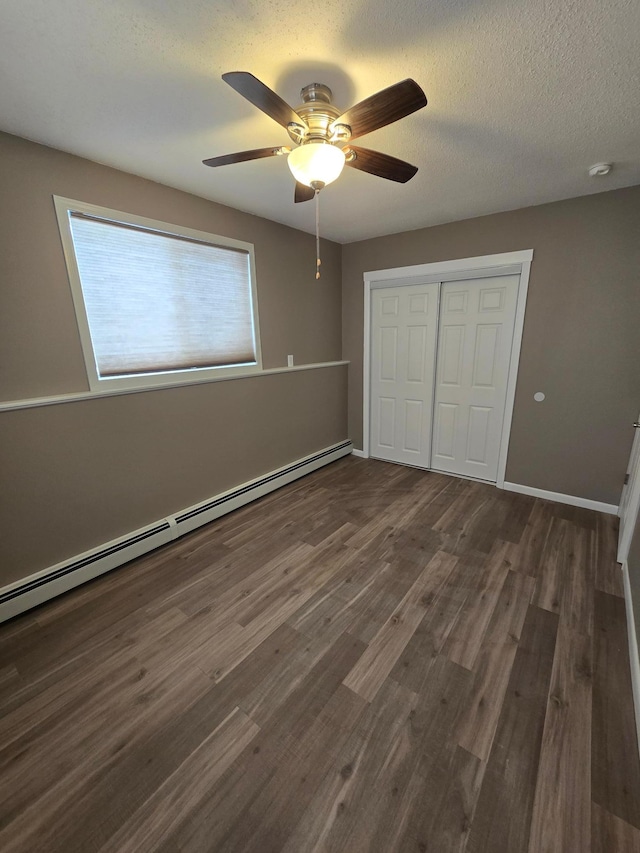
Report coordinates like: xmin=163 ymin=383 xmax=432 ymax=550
xmin=588 ymin=162 xmax=612 ymax=177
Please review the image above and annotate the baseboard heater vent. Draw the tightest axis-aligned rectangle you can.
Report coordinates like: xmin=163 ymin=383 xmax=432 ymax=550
xmin=175 ymin=441 xmax=351 ymax=530
xmin=0 ymin=439 xmax=353 ymax=623
xmin=0 ymin=522 xmax=171 ymax=607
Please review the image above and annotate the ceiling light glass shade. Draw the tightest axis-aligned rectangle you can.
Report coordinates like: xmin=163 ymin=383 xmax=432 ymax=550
xmin=287 ymin=143 xmax=346 ymax=187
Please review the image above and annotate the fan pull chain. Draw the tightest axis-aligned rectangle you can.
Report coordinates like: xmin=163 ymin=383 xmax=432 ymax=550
xmin=315 ymin=188 xmax=321 ymax=280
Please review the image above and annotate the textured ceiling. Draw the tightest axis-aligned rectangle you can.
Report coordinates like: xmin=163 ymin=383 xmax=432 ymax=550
xmin=1 ymin=0 xmax=639 ymax=243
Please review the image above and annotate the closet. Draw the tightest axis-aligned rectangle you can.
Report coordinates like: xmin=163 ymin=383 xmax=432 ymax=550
xmin=369 ymin=268 xmax=522 ymax=483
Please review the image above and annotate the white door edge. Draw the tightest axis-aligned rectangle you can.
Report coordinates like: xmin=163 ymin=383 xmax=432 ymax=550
xmin=618 ymin=484 xmax=640 ymax=563
xmin=495 ymin=258 xmax=532 ymax=488
xmin=621 ymin=561 xmax=640 ymax=759
xmin=362 ymin=250 xmax=534 ymax=483
xmin=618 ymin=418 xmax=640 ymax=563
xmin=362 ymin=276 xmax=372 ymax=458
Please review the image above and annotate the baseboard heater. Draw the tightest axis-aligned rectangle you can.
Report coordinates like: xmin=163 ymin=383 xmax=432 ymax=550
xmin=0 ymin=439 xmax=353 ymax=624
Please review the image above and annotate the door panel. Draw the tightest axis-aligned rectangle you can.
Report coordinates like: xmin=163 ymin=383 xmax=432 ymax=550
xmin=409 ymin=293 xmax=428 ymax=313
xmin=472 ymin=325 xmax=500 ymax=387
xmin=467 ymin=406 xmax=491 ymax=464
xmin=479 ymin=287 xmax=505 ymax=312
xmin=431 ymin=275 xmax=519 ymax=481
xmin=377 ymin=397 xmax=396 ymax=448
xmin=440 ymin=326 xmax=465 ymax=386
xmin=370 ymin=282 xmax=439 ymax=467
xmin=407 ymin=326 xmax=427 ymax=382
xmin=404 ymin=400 xmax=423 ymax=452
xmin=381 ymin=294 xmax=399 ymax=315
xmin=380 ymin=327 xmax=398 ymax=380
xmin=444 ymin=290 xmax=468 ymax=313
xmin=434 ymin=403 xmax=458 ymax=459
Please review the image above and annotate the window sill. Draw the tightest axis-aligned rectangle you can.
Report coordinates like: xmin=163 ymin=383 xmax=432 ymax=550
xmin=0 ymin=361 xmax=350 ymax=412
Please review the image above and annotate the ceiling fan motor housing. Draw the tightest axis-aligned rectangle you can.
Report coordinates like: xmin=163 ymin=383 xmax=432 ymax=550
xmin=287 ymin=84 xmax=350 ymax=146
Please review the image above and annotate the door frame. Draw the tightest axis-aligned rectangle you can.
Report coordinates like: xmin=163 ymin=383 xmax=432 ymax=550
xmin=618 ymin=416 xmax=640 ymax=563
xmin=362 ymin=249 xmax=534 ymax=489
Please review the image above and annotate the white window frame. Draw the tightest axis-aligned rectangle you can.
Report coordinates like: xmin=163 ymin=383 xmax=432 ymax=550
xmin=53 ymin=196 xmax=262 ymax=393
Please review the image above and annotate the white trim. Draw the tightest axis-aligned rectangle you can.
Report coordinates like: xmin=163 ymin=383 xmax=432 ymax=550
xmin=363 ymin=250 xmax=534 ymax=284
xmin=617 ymin=418 xmax=640 ymax=563
xmin=173 ymin=441 xmax=352 ymax=536
xmin=362 ymin=250 xmax=534 ymax=488
xmin=622 ymin=561 xmax=640 ymax=759
xmin=502 ymin=481 xmax=618 ymax=515
xmin=351 ymin=448 xmax=368 ymax=458
xmin=618 ymin=486 xmax=640 ymax=563
xmin=0 ymin=440 xmax=353 ymax=623
xmin=367 ymin=264 xmax=524 ymax=289
xmin=0 ymin=361 xmax=349 ymax=412
xmin=0 ymin=521 xmax=173 ymax=624
xmin=497 ymin=257 xmax=532 ymax=488
xmin=362 ymin=276 xmax=372 ymax=458
xmin=53 ymin=195 xmax=263 ymax=394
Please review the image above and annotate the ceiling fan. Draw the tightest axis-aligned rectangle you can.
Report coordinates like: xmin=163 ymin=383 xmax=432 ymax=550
xmin=203 ymin=72 xmax=428 ymax=203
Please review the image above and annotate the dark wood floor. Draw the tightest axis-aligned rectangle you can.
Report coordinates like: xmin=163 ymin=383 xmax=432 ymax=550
xmin=1 ymin=457 xmax=639 ymax=852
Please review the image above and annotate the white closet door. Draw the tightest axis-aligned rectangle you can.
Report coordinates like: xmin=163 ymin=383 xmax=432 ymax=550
xmin=370 ymin=283 xmax=439 ymax=467
xmin=431 ymin=275 xmax=519 ymax=481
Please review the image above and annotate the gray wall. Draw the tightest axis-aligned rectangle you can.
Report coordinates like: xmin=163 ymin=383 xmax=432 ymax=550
xmin=342 ymin=186 xmax=640 ymax=505
xmin=0 ymin=132 xmax=346 ymax=587
xmin=2 ymin=128 xmax=638 ymax=590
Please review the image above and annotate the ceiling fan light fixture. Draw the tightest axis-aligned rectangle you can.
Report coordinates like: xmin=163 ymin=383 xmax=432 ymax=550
xmin=288 ymin=142 xmax=346 ymax=188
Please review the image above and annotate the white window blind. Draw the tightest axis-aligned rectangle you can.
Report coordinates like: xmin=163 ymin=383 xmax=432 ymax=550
xmin=68 ymin=212 xmax=257 ymax=378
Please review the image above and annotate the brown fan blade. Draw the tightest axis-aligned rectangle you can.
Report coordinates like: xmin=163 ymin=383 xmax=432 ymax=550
xmin=331 ymin=79 xmax=427 ymax=141
xmin=222 ymin=72 xmax=306 ymax=131
xmin=203 ymin=147 xmax=288 ymax=167
xmin=294 ymin=182 xmax=315 ymax=203
xmin=345 ymin=146 xmax=418 ymax=183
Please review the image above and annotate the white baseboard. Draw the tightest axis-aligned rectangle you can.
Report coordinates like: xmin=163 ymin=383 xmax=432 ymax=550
xmin=502 ymin=481 xmax=618 ymax=515
xmin=351 ymin=448 xmax=368 ymax=458
xmin=0 ymin=522 xmax=174 ymax=625
xmin=0 ymin=439 xmax=352 ymax=624
xmin=622 ymin=561 xmax=640 ymax=759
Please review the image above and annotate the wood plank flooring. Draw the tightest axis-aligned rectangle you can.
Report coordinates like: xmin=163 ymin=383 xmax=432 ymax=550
xmin=0 ymin=456 xmax=639 ymax=852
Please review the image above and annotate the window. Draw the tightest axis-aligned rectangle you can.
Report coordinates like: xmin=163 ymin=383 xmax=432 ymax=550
xmin=54 ymin=197 xmax=261 ymax=392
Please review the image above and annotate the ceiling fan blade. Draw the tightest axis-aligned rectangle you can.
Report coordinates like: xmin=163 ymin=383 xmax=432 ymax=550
xmin=294 ymin=182 xmax=315 ymax=203
xmin=202 ymin=146 xmax=288 ymax=167
xmin=222 ymin=71 xmax=306 ymax=131
xmin=332 ymin=79 xmax=427 ymax=141
xmin=345 ymin=146 xmax=418 ymax=183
